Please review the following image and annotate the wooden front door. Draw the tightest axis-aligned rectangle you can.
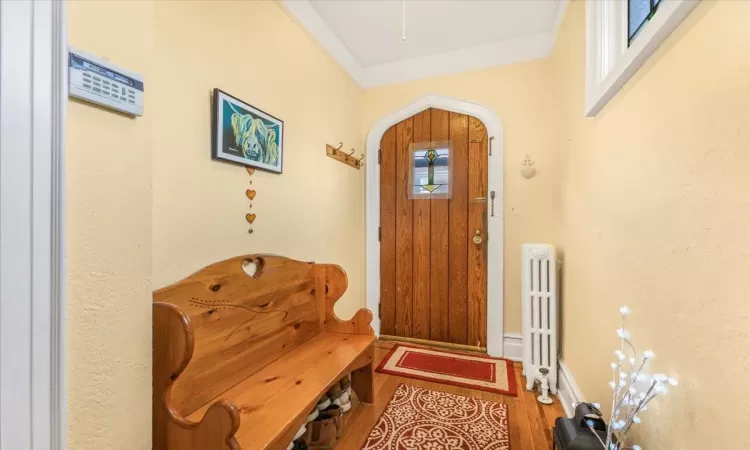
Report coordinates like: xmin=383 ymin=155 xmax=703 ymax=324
xmin=379 ymin=108 xmax=488 ymax=348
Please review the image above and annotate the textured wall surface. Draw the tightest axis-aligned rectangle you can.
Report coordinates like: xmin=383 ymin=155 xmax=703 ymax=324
xmin=67 ymin=1 xmax=154 ymax=448
xmin=361 ymin=63 xmax=561 ymax=334
xmin=65 ymin=1 xmax=750 ymax=448
xmin=152 ymin=1 xmax=364 ymax=319
xmin=551 ymin=1 xmax=750 ymax=448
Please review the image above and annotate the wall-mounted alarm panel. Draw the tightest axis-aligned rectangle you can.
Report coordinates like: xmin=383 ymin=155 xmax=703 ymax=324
xmin=68 ymin=48 xmax=144 ymax=116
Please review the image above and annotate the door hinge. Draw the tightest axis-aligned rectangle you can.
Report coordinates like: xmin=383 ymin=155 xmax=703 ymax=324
xmin=378 ymin=226 xmax=381 ymax=241
xmin=378 ymin=302 xmax=381 ymax=318
xmin=489 ymin=135 xmax=495 ymax=156
xmin=378 ymin=149 xmax=382 ymax=164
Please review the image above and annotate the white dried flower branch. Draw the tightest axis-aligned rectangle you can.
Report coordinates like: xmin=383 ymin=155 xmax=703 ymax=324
xmin=585 ymin=306 xmax=678 ymax=450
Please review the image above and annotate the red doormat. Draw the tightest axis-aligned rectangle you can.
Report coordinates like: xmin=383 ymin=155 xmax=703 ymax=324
xmin=375 ymin=344 xmax=517 ymax=396
xmin=362 ymin=384 xmax=510 ymax=450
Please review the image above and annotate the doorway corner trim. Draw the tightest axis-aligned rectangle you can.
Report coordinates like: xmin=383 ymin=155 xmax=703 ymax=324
xmin=0 ymin=1 xmax=68 ymax=448
xmin=365 ymin=94 xmax=505 ymax=357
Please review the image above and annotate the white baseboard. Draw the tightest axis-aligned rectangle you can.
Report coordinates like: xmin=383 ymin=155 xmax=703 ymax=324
xmin=503 ymin=333 xmax=523 ymax=361
xmin=557 ymin=359 xmax=584 ymax=418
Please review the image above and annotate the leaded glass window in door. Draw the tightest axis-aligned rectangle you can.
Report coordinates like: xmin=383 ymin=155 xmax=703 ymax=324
xmin=410 ymin=141 xmax=452 ymax=198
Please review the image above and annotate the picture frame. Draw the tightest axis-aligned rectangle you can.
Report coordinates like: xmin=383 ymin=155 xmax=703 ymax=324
xmin=212 ymin=88 xmax=284 ymax=174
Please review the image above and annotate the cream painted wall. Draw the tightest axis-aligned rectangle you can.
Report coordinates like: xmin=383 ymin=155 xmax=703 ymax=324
xmin=552 ymin=1 xmax=750 ymax=448
xmin=67 ymin=1 xmax=154 ymax=449
xmin=67 ymin=0 xmax=363 ymax=448
xmin=66 ymin=0 xmax=749 ymax=448
xmin=361 ymin=63 xmax=561 ymax=334
xmin=152 ymin=1 xmax=365 ymax=319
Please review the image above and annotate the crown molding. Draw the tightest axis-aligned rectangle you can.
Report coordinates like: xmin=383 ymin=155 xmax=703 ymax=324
xmin=279 ymin=0 xmax=365 ymax=83
xmin=359 ymin=32 xmax=554 ymax=87
xmin=552 ymin=0 xmax=570 ymax=42
xmin=280 ymin=0 xmax=567 ymax=88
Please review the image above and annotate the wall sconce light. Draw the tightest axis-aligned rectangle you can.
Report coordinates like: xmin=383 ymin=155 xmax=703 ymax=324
xmin=521 ymin=154 xmax=536 ymax=179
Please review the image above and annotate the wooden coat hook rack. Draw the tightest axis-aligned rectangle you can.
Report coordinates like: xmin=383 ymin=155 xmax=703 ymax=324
xmin=327 ymin=142 xmax=364 ymax=170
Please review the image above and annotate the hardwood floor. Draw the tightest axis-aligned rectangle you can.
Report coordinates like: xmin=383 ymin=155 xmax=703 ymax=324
xmin=335 ymin=340 xmax=565 ymax=449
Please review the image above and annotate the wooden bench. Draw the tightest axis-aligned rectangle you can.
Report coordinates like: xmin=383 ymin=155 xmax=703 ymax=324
xmin=152 ymin=255 xmax=375 ymax=449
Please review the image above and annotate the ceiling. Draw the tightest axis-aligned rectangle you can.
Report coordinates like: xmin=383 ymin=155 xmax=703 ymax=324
xmin=310 ymin=0 xmax=560 ymax=67
xmin=282 ymin=0 xmax=567 ymax=88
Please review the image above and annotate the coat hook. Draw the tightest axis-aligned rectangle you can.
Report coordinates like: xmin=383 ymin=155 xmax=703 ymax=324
xmin=326 ymin=143 xmax=363 ymax=170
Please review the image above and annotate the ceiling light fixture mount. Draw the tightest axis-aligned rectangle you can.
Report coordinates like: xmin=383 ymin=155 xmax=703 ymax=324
xmin=401 ymin=0 xmax=406 ymax=42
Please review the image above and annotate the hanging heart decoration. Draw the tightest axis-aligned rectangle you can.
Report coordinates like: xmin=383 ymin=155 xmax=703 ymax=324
xmin=245 ymin=167 xmax=256 ymax=234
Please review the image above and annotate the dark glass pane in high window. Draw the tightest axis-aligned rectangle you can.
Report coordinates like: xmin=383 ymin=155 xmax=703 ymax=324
xmin=629 ymin=0 xmax=651 ymax=40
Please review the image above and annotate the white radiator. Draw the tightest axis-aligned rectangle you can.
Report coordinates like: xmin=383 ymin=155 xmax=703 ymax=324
xmin=521 ymin=243 xmax=558 ymax=394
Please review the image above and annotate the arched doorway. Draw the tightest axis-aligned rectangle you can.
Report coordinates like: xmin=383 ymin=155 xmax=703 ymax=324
xmin=364 ymin=95 xmax=506 ymax=357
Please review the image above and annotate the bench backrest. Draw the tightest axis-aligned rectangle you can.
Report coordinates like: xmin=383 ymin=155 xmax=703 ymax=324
xmin=153 ymin=254 xmax=332 ymax=416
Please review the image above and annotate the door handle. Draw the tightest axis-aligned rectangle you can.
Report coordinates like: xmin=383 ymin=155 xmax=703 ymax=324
xmin=472 ymin=229 xmax=483 ymax=245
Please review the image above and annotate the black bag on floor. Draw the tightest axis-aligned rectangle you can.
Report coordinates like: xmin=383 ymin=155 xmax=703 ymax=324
xmin=552 ymin=403 xmax=607 ymax=450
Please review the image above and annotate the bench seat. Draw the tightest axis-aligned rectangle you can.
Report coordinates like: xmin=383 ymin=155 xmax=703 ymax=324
xmin=153 ymin=255 xmax=375 ymax=449
xmin=187 ymin=332 xmax=375 ymax=449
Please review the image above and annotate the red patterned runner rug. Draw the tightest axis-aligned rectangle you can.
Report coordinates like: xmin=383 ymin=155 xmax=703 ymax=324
xmin=362 ymin=384 xmax=510 ymax=450
xmin=375 ymin=344 xmax=517 ymax=396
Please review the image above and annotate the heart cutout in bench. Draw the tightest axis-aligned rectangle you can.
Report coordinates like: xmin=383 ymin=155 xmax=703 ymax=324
xmin=242 ymin=257 xmax=264 ymax=279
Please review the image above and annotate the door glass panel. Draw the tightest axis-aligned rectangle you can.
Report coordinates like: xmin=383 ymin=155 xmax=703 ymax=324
xmin=410 ymin=141 xmax=452 ymax=199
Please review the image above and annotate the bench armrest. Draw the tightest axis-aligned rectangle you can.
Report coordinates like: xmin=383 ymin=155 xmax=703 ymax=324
xmin=153 ymin=302 xmax=241 ymax=449
xmin=318 ymin=264 xmax=374 ymax=336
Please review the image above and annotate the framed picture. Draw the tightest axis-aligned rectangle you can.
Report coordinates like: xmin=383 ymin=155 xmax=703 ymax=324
xmin=212 ymin=88 xmax=284 ymax=174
